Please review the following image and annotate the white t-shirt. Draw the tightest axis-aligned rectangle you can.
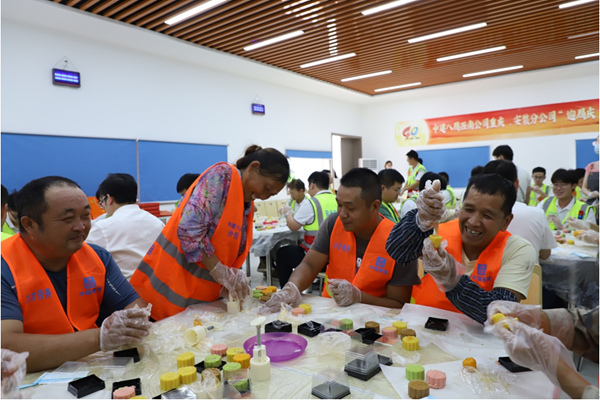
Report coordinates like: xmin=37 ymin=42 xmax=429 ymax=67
xmin=400 ymin=198 xmax=417 ymax=218
xmin=516 ymin=164 xmax=531 ymax=203
xmin=508 ymin=202 xmax=557 ymax=262
xmin=290 ymin=197 xmax=310 ymax=215
xmin=536 ymin=197 xmax=596 ymax=225
xmin=293 ymin=190 xmax=331 ymax=226
xmin=86 ymin=204 xmax=165 ymax=279
xmin=461 ymin=235 xmax=535 ymax=297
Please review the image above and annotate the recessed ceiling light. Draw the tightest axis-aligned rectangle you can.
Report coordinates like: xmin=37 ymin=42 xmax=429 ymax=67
xmin=374 ymin=82 xmax=421 ymax=92
xmin=408 ymin=23 xmax=487 ymax=43
xmin=341 ymin=70 xmax=392 ymax=82
xmin=244 ymin=30 xmax=305 ymax=51
xmin=165 ymin=0 xmax=228 ymax=25
xmin=300 ymin=53 xmax=356 ymax=68
xmin=559 ymin=0 xmax=597 ymax=9
xmin=575 ymin=53 xmax=599 ymax=59
xmin=437 ymin=46 xmax=506 ymax=62
xmin=568 ymin=31 xmax=599 ymax=39
xmin=362 ymin=0 xmax=418 ymax=16
xmin=463 ymin=65 xmax=523 ymax=78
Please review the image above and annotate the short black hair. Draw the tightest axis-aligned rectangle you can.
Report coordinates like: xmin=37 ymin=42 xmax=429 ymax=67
xmin=176 ymin=173 xmax=200 ymax=194
xmin=97 ymin=173 xmax=138 ymax=204
xmin=340 ymin=168 xmax=381 ymax=205
xmin=308 ymin=171 xmax=330 ymax=190
xmin=532 ymin=167 xmax=546 ymax=175
xmin=406 ymin=150 xmax=419 ymax=160
xmin=471 ymin=165 xmax=484 ymax=177
xmin=551 ymin=168 xmax=576 ymax=184
xmin=287 ymin=178 xmax=305 ymax=191
xmin=1 ymin=185 xmax=8 ymax=207
xmin=464 ymin=173 xmax=516 ymax=217
xmin=572 ymin=168 xmax=586 ymax=181
xmin=419 ymin=172 xmax=447 ymax=191
xmin=492 ymin=145 xmax=514 ymax=161
xmin=378 ymin=169 xmax=405 ymax=187
xmin=482 ymin=160 xmax=518 ymax=183
xmin=16 ymin=176 xmax=81 ymax=232
xmin=385 ymin=160 xmax=392 ymax=165
xmin=438 ymin=172 xmax=449 ymax=185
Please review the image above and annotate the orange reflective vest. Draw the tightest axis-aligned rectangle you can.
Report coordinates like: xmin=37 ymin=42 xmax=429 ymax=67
xmin=411 ymin=219 xmax=510 ymax=313
xmin=130 ymin=163 xmax=253 ymax=320
xmin=322 ymin=216 xmax=396 ymax=298
xmin=2 ymin=234 xmax=105 ymax=334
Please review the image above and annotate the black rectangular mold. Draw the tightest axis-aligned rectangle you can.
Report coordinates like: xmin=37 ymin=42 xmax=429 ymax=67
xmin=195 ymin=360 xmax=227 ymax=374
xmin=311 ymin=382 xmax=351 ymax=399
xmin=344 ymin=360 xmax=381 ymax=381
xmin=298 ymin=321 xmax=323 ymax=337
xmin=265 ymin=320 xmax=292 ymax=333
xmin=68 ymin=374 xmax=105 ymax=398
xmin=113 ymin=347 xmax=140 ymax=363
xmin=425 ymin=317 xmax=449 ymax=331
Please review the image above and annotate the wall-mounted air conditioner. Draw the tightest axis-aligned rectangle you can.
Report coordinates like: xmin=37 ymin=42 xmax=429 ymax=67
xmin=358 ymin=158 xmax=378 ymax=172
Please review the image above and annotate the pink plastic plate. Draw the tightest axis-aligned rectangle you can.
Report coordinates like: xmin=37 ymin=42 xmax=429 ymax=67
xmin=243 ymin=332 xmax=307 ymax=362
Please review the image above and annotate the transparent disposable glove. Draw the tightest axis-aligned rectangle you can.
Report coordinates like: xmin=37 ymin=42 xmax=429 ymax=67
xmin=415 ymin=180 xmax=446 ymax=232
xmin=565 ymin=217 xmax=590 ymax=230
xmin=258 ymin=282 xmax=301 ymax=314
xmin=485 ymin=300 xmax=543 ymax=329
xmin=209 ymin=262 xmax=251 ymax=301
xmin=328 ymin=279 xmax=361 ymax=307
xmin=279 ymin=205 xmax=292 ymax=216
xmin=491 ymin=319 xmax=576 ymax=387
xmin=100 ymin=304 xmax=152 ymax=352
xmin=581 ymin=230 xmax=599 ymax=244
xmin=531 ymin=185 xmax=545 ymax=196
xmin=421 ymin=238 xmax=463 ymax=291
xmin=588 ymin=190 xmax=599 ymax=199
xmin=1 ymin=349 xmax=28 ymax=399
xmin=547 ymin=214 xmax=563 ymax=230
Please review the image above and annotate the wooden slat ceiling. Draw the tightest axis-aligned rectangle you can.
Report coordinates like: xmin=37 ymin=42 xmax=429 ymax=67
xmin=50 ymin=0 xmax=599 ymax=96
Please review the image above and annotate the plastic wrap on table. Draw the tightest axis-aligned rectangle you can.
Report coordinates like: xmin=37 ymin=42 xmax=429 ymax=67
xmin=459 ymin=365 xmax=517 ymax=399
xmin=541 ymin=254 xmax=599 ymax=308
xmin=390 ymin=345 xmax=421 ymax=366
xmin=316 ymin=332 xmax=352 ymax=356
xmin=161 ymin=385 xmax=197 ymax=399
xmin=144 ymin=320 xmax=187 ymax=354
xmin=250 ymin=228 xmax=302 ymax=257
xmin=277 ymin=303 xmax=309 ymax=327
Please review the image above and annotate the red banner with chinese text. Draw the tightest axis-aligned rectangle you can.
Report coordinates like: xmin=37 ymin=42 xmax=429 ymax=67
xmin=394 ymin=99 xmax=599 ymax=147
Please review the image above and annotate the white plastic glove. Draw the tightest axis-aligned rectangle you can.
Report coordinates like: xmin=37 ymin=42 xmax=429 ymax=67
xmin=589 ymin=190 xmax=599 ymax=199
xmin=209 ymin=262 xmax=251 ymax=301
xmin=547 ymin=214 xmax=563 ymax=230
xmin=415 ymin=180 xmax=445 ymax=232
xmin=258 ymin=282 xmax=302 ymax=314
xmin=1 ymin=349 xmax=28 ymax=399
xmin=491 ymin=319 xmax=576 ymax=388
xmin=279 ymin=205 xmax=292 ymax=216
xmin=328 ymin=279 xmax=361 ymax=307
xmin=421 ymin=238 xmax=463 ymax=291
xmin=531 ymin=185 xmax=545 ymax=196
xmin=581 ymin=230 xmax=599 ymax=244
xmin=99 ymin=305 xmax=152 ymax=352
xmin=565 ymin=217 xmax=590 ymax=230
xmin=486 ymin=300 xmax=543 ymax=329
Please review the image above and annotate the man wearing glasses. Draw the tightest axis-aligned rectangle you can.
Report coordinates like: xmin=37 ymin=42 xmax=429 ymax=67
xmin=537 ymin=168 xmax=597 ymax=231
xmin=87 ymin=173 xmax=164 ymax=279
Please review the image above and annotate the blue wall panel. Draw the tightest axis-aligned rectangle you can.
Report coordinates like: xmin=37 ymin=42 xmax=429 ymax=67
xmin=418 ymin=146 xmax=490 ymax=188
xmin=1 ymin=133 xmax=136 ymax=196
xmin=575 ymin=138 xmax=597 ymax=169
xmin=138 ymin=140 xmax=227 ymax=202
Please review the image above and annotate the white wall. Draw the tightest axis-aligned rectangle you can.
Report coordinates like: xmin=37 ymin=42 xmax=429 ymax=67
xmin=360 ymin=62 xmax=599 ymax=188
xmin=2 ymin=0 xmax=598 ymax=192
xmin=1 ymin=0 xmax=363 ymax=164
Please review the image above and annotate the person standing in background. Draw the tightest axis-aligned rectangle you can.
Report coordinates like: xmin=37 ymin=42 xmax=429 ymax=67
xmin=131 ymin=146 xmax=290 ymax=320
xmin=384 ymin=160 xmax=393 ymax=169
xmin=492 ymin=145 xmax=531 ymax=204
xmin=581 ymin=135 xmax=599 ymax=208
xmin=175 ymin=173 xmax=200 ymax=207
xmin=401 ymin=150 xmax=426 ymax=196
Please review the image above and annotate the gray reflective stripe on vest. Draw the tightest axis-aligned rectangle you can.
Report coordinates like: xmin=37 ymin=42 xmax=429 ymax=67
xmin=137 ymin=233 xmax=217 ymax=308
xmin=541 ymin=197 xmax=553 ymax=213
